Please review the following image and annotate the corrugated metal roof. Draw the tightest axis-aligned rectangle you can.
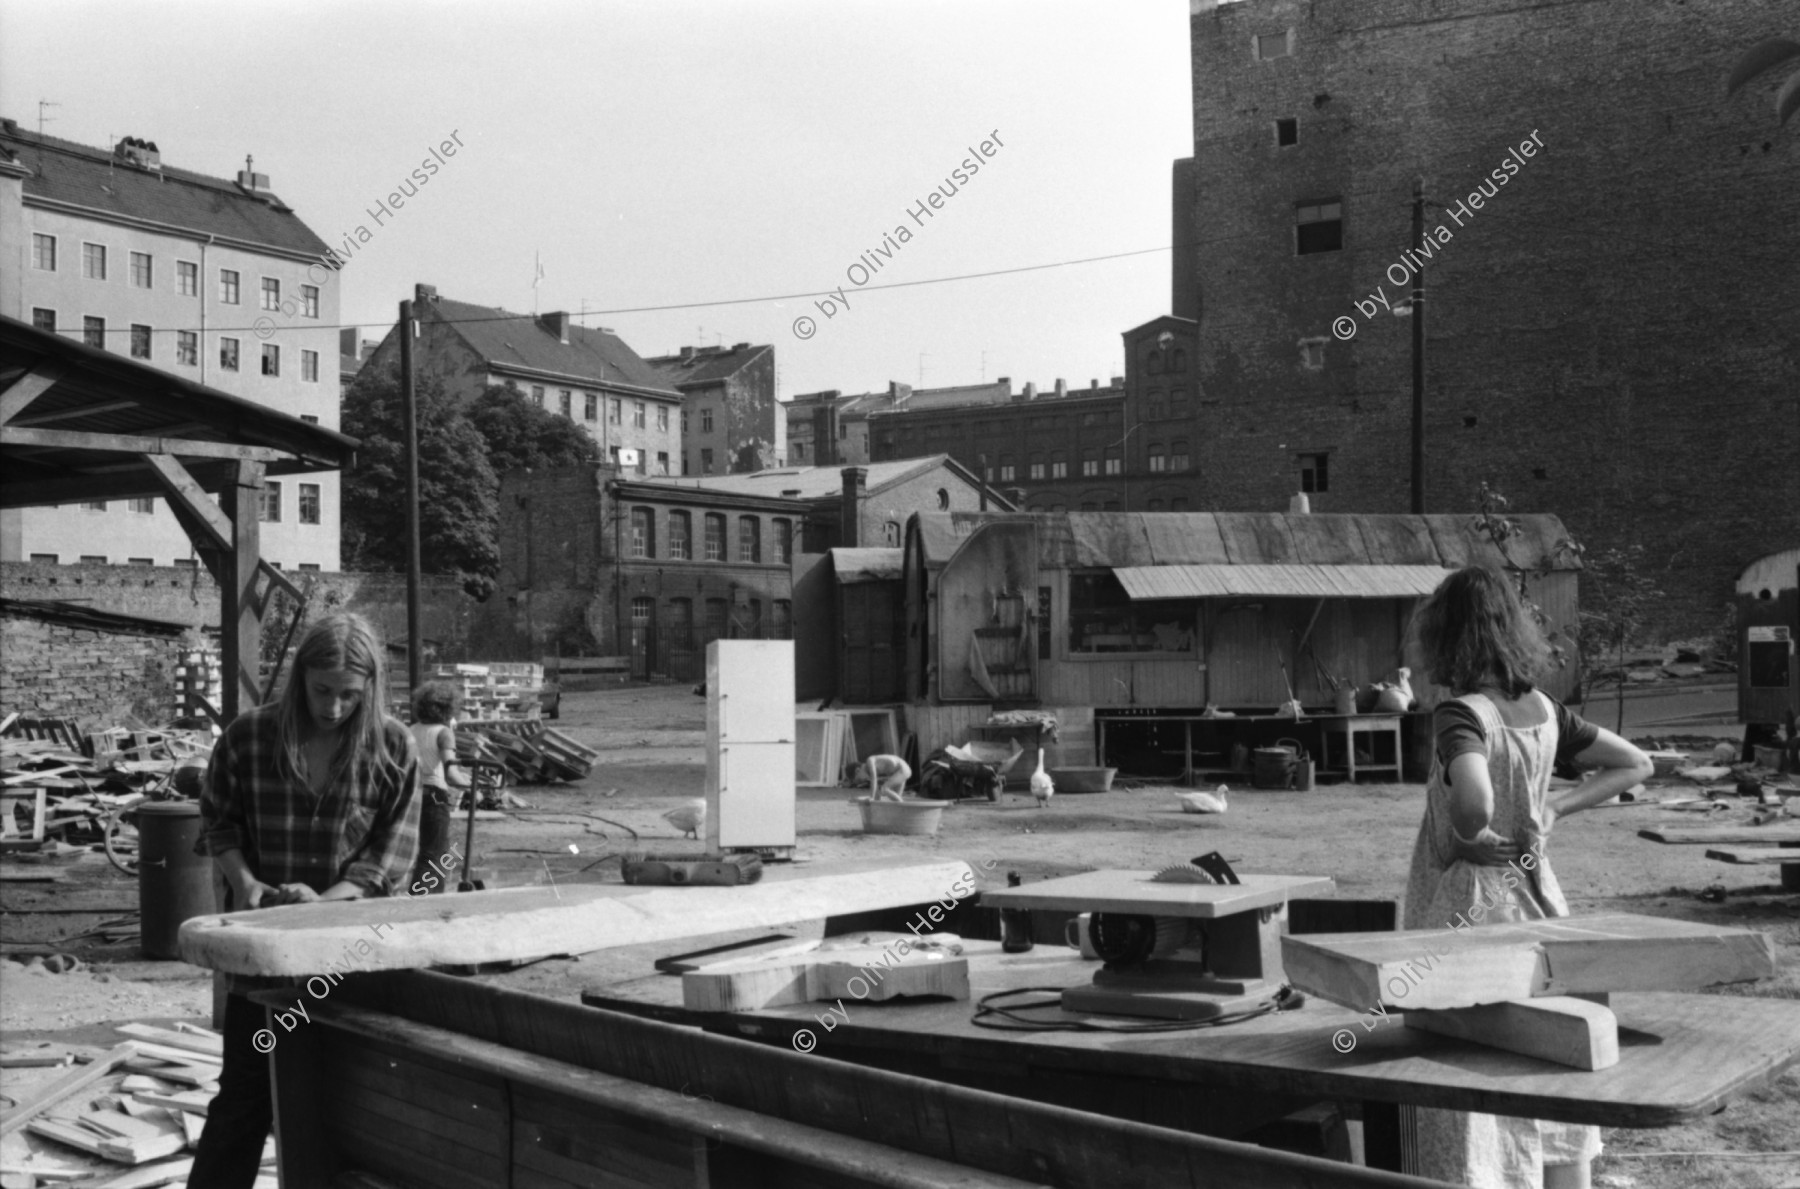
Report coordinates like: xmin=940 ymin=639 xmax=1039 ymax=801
xmin=831 ymin=547 xmax=903 ymax=584
xmin=1113 ymin=564 xmax=1452 ymax=600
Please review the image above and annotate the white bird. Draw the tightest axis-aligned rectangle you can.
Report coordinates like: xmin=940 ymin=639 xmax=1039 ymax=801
xmin=661 ymin=798 xmax=706 ymax=839
xmin=1176 ymin=784 xmax=1230 ymax=815
xmin=1029 ymin=748 xmax=1055 ymax=808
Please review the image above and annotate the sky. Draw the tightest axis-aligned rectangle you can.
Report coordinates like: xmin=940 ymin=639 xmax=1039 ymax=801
xmin=0 ymin=0 xmax=1195 ymax=400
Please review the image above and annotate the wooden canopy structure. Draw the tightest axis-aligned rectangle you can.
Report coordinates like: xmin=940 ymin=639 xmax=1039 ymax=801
xmin=0 ymin=315 xmax=357 ymax=721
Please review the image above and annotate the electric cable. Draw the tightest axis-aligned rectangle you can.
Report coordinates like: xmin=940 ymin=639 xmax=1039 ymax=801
xmin=971 ymin=982 xmax=1306 ymax=1034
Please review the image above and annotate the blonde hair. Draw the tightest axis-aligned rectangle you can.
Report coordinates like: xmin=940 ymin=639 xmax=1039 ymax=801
xmin=274 ymin=612 xmax=404 ymax=793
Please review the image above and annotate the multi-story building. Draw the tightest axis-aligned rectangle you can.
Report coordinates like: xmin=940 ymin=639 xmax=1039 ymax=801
xmin=643 ymin=343 xmax=783 ymax=475
xmin=0 ymin=119 xmax=342 ymax=569
xmin=362 ymin=285 xmax=684 ymax=477
xmin=1182 ymin=0 xmax=1799 ymax=637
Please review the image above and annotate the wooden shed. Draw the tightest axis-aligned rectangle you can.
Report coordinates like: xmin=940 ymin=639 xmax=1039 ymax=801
xmin=831 ymin=547 xmax=905 ymax=705
xmin=1736 ymin=548 xmax=1799 ymax=726
xmin=899 ymin=511 xmax=1581 ymax=773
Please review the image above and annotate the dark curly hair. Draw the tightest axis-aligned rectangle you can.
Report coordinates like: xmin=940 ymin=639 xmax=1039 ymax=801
xmin=411 ymin=679 xmax=460 ymax=726
xmin=1409 ymin=565 xmax=1550 ymax=698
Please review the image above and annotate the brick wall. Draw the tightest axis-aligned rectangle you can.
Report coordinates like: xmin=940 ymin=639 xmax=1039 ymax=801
xmin=1187 ymin=0 xmax=1799 ymax=640
xmin=0 ymin=615 xmax=194 ymax=727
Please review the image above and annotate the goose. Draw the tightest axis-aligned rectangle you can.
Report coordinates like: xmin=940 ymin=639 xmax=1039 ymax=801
xmin=661 ymin=798 xmax=706 ymax=839
xmin=1029 ymin=748 xmax=1055 ymax=808
xmin=1175 ymin=785 xmax=1230 ymax=815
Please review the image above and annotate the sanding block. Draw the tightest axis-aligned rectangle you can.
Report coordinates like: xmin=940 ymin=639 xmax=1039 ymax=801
xmin=621 ymin=852 xmax=764 ymax=886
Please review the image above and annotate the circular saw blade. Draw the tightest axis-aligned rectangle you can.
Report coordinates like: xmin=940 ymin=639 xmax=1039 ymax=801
xmin=1150 ymin=862 xmax=1217 ymax=885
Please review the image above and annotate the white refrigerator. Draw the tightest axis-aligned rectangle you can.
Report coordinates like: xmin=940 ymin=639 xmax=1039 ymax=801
xmin=705 ymin=640 xmax=797 ymax=854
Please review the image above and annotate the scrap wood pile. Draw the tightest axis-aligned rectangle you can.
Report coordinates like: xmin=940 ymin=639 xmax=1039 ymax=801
xmin=0 ymin=1023 xmax=271 ymax=1187
xmin=455 ymin=719 xmax=598 ymax=785
xmin=2 ymin=716 xmax=214 ymax=864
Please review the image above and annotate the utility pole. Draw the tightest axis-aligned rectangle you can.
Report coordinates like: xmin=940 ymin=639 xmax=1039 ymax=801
xmin=399 ymin=298 xmax=423 ymax=691
xmin=1410 ymin=177 xmax=1427 ymax=515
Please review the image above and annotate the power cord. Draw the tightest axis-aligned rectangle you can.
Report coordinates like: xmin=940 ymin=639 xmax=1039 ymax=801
xmin=971 ymin=983 xmax=1307 ymax=1033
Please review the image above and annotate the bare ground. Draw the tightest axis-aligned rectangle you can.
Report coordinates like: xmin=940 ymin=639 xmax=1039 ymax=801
xmin=3 ymin=682 xmax=1796 ymax=1188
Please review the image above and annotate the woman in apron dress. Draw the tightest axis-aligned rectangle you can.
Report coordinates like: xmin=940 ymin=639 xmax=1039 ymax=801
xmin=1403 ymin=566 xmax=1652 ymax=1189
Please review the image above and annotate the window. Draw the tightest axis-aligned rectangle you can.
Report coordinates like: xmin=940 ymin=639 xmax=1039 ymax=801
xmin=298 ymin=563 xmax=321 ymax=572
xmin=700 ymin=409 xmax=714 ymax=433
xmin=128 ymin=557 xmax=154 ymax=566
xmin=260 ymin=481 xmax=282 ymax=522
xmin=83 ymin=242 xmax=106 ymax=279
xmin=219 ymin=269 xmax=239 ymax=303
xmin=705 ymin=598 xmax=730 ymax=642
xmin=220 ymin=337 xmax=240 ymax=370
xmin=80 ymin=555 xmax=108 ymax=564
xmin=31 ymin=308 xmax=54 ymax=332
xmin=301 ymin=349 xmax=319 ymax=382
xmin=131 ymin=252 xmax=153 ymax=288
xmin=128 ymin=497 xmax=155 ymax=513
xmin=130 ymin=324 xmax=151 ymax=359
xmin=300 ymin=414 xmax=318 ymax=423
xmin=1070 ymin=572 xmax=1198 ymax=654
xmin=261 ymin=344 xmax=280 ymax=376
xmin=884 ymin=521 xmax=901 ymax=547
xmin=559 ymin=389 xmax=572 ymax=418
xmin=792 ymin=442 xmax=805 ymax=462
xmin=29 ymin=553 xmax=58 ymax=564
xmin=1029 ymin=456 xmax=1045 ymax=480
xmin=1296 ymin=200 xmax=1343 ymax=255
xmin=656 ymin=406 xmax=669 ymax=432
xmin=531 ymin=385 xmax=545 ymax=407
xmin=773 ymin=519 xmax=792 ymax=564
xmin=1256 ymin=31 xmax=1291 ymax=59
xmin=81 ymin=501 xmax=107 ymax=512
xmin=609 ymin=446 xmax=620 ymax=466
xmin=173 ymin=557 xmax=197 ymax=569
xmin=701 ymin=447 xmax=715 ymax=474
xmin=178 ymin=260 xmax=198 ymax=296
xmin=32 ymin=233 xmax=55 ymax=271
xmin=1299 ymin=452 xmax=1329 ymax=492
xmin=1171 ymin=439 xmax=1190 ymax=471
xmin=299 ymin=483 xmax=320 ymax=525
xmin=584 ymin=393 xmax=598 ymax=421
xmin=610 ymin=398 xmax=621 ymax=424
xmin=1276 ymin=118 xmax=1298 ymax=147
xmin=656 ymin=451 xmax=670 ymax=475
xmin=84 ymin=317 xmax=105 ymax=349
xmin=772 ymin=600 xmax=792 ymax=640
xmin=1103 ymin=449 xmax=1122 ymax=476
xmin=669 ymin=511 xmax=692 ymax=560
xmin=635 ymin=450 xmax=647 ymax=476
xmin=704 ymin=514 xmax=725 ymax=561
xmin=936 ymin=488 xmax=949 ymax=510
xmin=177 ymin=330 xmax=198 ymax=365
xmin=1147 ymin=391 xmax=1167 ymax=420
xmin=631 ymin=507 xmax=655 ymax=558
xmin=261 ymin=277 xmax=280 ymax=311
xmin=634 ymin=401 xmax=646 ymax=429
xmin=1081 ymin=450 xmax=1098 ymax=477
xmin=1148 ymin=448 xmax=1167 ymax=473
xmin=632 ymin=596 xmax=653 ymax=626
xmin=301 ymin=284 xmax=319 ymax=317
xmin=738 ymin=516 xmax=760 ymax=563
xmin=1171 ymin=390 xmax=1190 ymax=419
xmin=999 ymin=455 xmax=1016 ymax=482
xmin=681 ymin=410 xmax=689 ymax=434
xmin=668 ymin=598 xmax=693 ymax=648
xmin=1051 ymin=451 xmax=1068 ymax=479
xmin=1171 ymin=496 xmax=1190 ymax=511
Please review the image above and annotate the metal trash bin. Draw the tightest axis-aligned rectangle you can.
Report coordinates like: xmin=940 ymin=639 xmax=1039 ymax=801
xmin=136 ymin=802 xmax=213 ymax=960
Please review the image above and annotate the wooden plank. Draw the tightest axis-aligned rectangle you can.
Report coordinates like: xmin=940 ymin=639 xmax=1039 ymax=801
xmin=26 ymin=1117 xmax=186 ymax=1165
xmin=333 ymin=1077 xmax=507 ymax=1158
xmin=114 ymin=1024 xmax=222 ymax=1059
xmin=0 ymin=425 xmax=290 ymax=462
xmin=683 ymin=944 xmax=970 ymax=1012
xmin=1705 ymin=847 xmax=1800 ymax=865
xmin=981 ymin=870 xmax=1333 ymax=918
xmin=1281 ymin=913 xmax=1778 ymax=1011
xmin=1403 ymin=997 xmax=1619 ymax=1070
xmin=181 ymin=858 xmax=976 ymax=976
xmin=0 ymin=1043 xmax=138 ymax=1137
xmin=0 ymin=363 xmax=67 ymax=425
xmin=92 ymin=1157 xmax=194 ymax=1189
xmin=319 ymin=971 xmax=1447 ymax=1189
xmin=1639 ymin=826 xmax=1800 ymax=845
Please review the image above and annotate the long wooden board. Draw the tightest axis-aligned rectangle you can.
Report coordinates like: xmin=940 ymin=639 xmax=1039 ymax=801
xmin=179 ymin=857 xmax=975 ymax=976
xmin=1403 ymin=997 xmax=1618 ymax=1070
xmin=1281 ymin=913 xmax=1776 ymax=1011
xmin=683 ymin=939 xmax=970 ymax=1012
xmin=1705 ymin=847 xmax=1800 ymax=865
xmin=1639 ymin=826 xmax=1800 ymax=844
xmin=980 ymin=870 xmax=1333 ymax=917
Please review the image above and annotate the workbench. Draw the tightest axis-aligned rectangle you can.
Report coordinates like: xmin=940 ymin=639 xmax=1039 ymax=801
xmin=1318 ymin=714 xmax=1405 ymax=782
xmin=1095 ymin=708 xmax=1426 ymax=784
xmin=583 ymin=942 xmax=1800 ymax=1174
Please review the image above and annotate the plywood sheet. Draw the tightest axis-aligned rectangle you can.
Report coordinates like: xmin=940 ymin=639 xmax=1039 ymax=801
xmin=179 ymin=857 xmax=975 ymax=977
xmin=1282 ymin=913 xmax=1777 ymax=1011
xmin=979 ymin=871 xmax=1333 ymax=918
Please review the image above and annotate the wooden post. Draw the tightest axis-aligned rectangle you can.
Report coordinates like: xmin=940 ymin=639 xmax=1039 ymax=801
xmin=222 ymin=459 xmax=265 ymax=720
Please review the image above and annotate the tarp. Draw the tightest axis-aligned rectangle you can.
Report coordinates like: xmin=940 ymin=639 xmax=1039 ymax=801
xmin=1112 ymin=564 xmax=1450 ymax=601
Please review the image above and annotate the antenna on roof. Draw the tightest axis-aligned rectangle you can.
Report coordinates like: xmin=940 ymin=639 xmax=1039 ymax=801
xmin=37 ymin=100 xmax=59 ymax=136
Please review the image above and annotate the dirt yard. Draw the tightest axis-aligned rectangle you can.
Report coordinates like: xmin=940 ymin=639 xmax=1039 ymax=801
xmin=3 ymin=682 xmax=1796 ymax=1188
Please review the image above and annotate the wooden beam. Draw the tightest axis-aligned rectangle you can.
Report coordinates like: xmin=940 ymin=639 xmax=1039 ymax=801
xmin=0 ymin=1043 xmax=139 ymax=1136
xmin=1 ymin=424 xmax=293 ymax=462
xmin=10 ymin=398 xmax=137 ymax=427
xmin=1705 ymin=847 xmax=1800 ymax=865
xmin=1403 ymin=997 xmax=1619 ymax=1070
xmin=145 ymin=453 xmax=233 ymax=552
xmin=1641 ymin=826 xmax=1800 ymax=845
xmin=223 ymin=458 xmax=265 ymax=720
xmin=0 ymin=363 xmax=66 ymax=425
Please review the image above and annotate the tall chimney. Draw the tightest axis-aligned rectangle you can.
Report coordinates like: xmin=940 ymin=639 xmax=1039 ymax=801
xmin=1054 ymin=378 xmax=1067 ymax=398
xmin=840 ymin=467 xmax=868 ymax=548
xmin=1024 ymin=381 xmax=1038 ymax=400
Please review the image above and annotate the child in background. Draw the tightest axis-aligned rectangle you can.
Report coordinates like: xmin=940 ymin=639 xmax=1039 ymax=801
xmin=859 ymin=754 xmax=912 ymax=800
xmin=410 ymin=680 xmax=470 ymax=895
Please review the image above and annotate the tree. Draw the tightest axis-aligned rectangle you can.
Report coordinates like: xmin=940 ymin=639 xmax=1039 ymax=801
xmin=1472 ymin=482 xmax=1584 ymax=671
xmin=465 ymin=385 xmax=601 ymax=478
xmin=1576 ymin=546 xmax=1665 ymax=733
xmin=341 ymin=367 xmax=501 ymax=598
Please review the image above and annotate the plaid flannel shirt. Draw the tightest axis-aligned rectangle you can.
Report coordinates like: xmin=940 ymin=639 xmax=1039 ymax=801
xmin=196 ymin=705 xmax=422 ymax=901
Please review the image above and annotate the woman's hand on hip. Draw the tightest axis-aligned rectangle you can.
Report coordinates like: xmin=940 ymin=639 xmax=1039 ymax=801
xmin=1451 ymin=825 xmax=1522 ymax=866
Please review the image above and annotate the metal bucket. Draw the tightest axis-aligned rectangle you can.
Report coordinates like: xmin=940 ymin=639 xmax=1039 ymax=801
xmin=1252 ymin=746 xmax=1298 ymax=789
xmin=136 ymin=802 xmax=214 ymax=960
